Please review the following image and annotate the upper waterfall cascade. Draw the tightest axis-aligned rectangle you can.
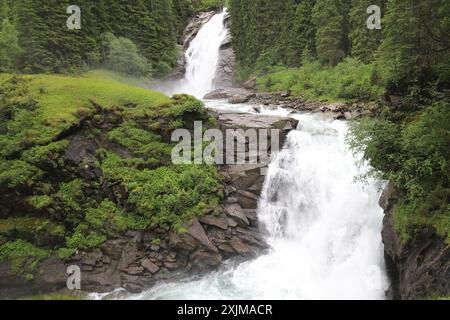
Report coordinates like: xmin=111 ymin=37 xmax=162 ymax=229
xmin=168 ymin=9 xmax=228 ymax=99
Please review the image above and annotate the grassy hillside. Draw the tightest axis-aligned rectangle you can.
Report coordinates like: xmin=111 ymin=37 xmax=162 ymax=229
xmin=0 ymin=72 xmax=223 ymax=278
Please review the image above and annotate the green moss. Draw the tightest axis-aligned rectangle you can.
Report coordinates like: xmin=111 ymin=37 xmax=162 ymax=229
xmin=0 ymin=240 xmax=50 ymax=275
xmin=66 ymin=224 xmax=107 ymax=250
xmin=26 ymin=195 xmax=53 ymax=210
xmin=0 ymin=217 xmax=64 ymax=239
xmin=54 ymin=179 xmax=86 ymax=213
xmin=21 ymin=140 xmax=69 ymax=168
xmin=0 ymin=160 xmax=43 ymax=188
xmin=57 ymin=247 xmax=76 ymax=261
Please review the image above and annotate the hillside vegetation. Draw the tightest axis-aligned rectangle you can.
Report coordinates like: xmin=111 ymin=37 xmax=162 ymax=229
xmin=0 ymin=72 xmax=223 ymax=278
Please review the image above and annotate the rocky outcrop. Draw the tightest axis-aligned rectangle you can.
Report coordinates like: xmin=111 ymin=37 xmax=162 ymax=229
xmin=0 ymin=107 xmax=298 ymax=300
xmin=213 ymin=12 xmax=236 ymax=89
xmin=380 ymin=183 xmax=450 ymax=300
xmin=169 ymin=11 xmax=217 ymax=79
xmin=214 ymin=111 xmax=298 ymax=219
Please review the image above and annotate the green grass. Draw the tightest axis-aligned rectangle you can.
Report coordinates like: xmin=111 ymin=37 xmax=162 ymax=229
xmin=255 ymin=58 xmax=386 ymax=103
xmin=25 ymin=73 xmax=170 ymax=144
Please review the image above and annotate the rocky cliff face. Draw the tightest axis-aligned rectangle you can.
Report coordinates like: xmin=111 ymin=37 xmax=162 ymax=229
xmin=0 ymin=110 xmax=298 ymax=299
xmin=380 ymin=183 xmax=450 ymax=300
xmin=213 ymin=13 xmax=236 ymax=89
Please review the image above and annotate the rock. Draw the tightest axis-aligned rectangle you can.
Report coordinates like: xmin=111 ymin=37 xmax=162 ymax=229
xmin=190 ymin=249 xmax=222 ymax=271
xmin=164 ymin=262 xmax=178 ymax=270
xmin=65 ymin=133 xmax=102 ymax=180
xmin=237 ymin=190 xmax=259 ymax=209
xmin=141 ymin=259 xmax=160 ymax=274
xmin=280 ymin=90 xmax=291 ymax=98
xmin=200 ymin=215 xmax=229 ymax=230
xmin=225 ymin=203 xmax=249 ymax=227
xmin=229 ymin=92 xmax=256 ymax=104
xmin=379 ymin=182 xmax=398 ymax=211
xmin=120 ymin=241 xmax=138 ymax=269
xmin=381 ymin=183 xmax=450 ymax=299
xmin=214 ymin=31 xmax=235 ymax=88
xmin=186 ymin=217 xmax=219 ymax=253
xmin=203 ymin=88 xmax=230 ymax=100
xmin=242 ymin=77 xmax=257 ymax=90
xmin=229 ymin=238 xmax=251 ymax=255
xmin=122 ymin=266 xmax=144 ymax=275
xmin=225 ymin=197 xmax=239 ymax=204
xmin=218 ymin=244 xmax=235 ymax=255
xmin=227 ymin=218 xmax=238 ymax=228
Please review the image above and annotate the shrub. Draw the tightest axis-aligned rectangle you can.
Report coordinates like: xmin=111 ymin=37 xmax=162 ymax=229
xmin=348 ymin=100 xmax=450 ymax=243
xmin=105 ymin=35 xmax=151 ymax=76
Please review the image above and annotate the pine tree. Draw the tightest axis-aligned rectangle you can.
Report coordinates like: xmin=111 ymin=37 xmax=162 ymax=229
xmin=0 ymin=17 xmax=22 ymax=71
xmin=291 ymin=0 xmax=317 ymax=65
xmin=349 ymin=0 xmax=386 ymax=63
xmin=379 ymin=0 xmax=450 ymax=87
xmin=312 ymin=0 xmax=350 ymax=66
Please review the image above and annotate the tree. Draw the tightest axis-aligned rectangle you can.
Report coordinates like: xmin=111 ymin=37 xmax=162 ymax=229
xmin=349 ymin=0 xmax=386 ymax=63
xmin=106 ymin=35 xmax=151 ymax=76
xmin=379 ymin=0 xmax=450 ymax=89
xmin=0 ymin=17 xmax=22 ymax=71
xmin=313 ymin=0 xmax=351 ymax=66
xmin=291 ymin=0 xmax=317 ymax=65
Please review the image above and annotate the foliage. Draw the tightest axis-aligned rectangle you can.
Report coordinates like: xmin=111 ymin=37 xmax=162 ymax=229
xmin=348 ymin=100 xmax=450 ymax=243
xmin=104 ymin=34 xmax=152 ymax=76
xmin=257 ymin=59 xmax=385 ymax=102
xmin=0 ymin=72 xmax=224 ymax=266
xmin=0 ymin=17 xmax=22 ymax=71
xmin=0 ymin=240 xmax=50 ymax=275
xmin=0 ymin=0 xmax=197 ymax=74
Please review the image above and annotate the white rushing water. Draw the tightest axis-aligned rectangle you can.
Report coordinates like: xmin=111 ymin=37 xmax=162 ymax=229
xmin=128 ymin=8 xmax=389 ymax=300
xmin=132 ymin=112 xmax=388 ymax=300
xmin=158 ymin=9 xmax=228 ymax=99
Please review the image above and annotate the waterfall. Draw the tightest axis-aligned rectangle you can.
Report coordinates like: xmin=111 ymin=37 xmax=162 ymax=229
xmin=133 ymin=114 xmax=389 ymax=300
xmin=128 ymin=7 xmax=389 ymax=300
xmin=164 ymin=9 xmax=228 ymax=99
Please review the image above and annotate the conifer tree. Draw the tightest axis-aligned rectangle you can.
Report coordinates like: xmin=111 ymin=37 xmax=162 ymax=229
xmin=312 ymin=0 xmax=350 ymax=66
xmin=349 ymin=0 xmax=386 ymax=63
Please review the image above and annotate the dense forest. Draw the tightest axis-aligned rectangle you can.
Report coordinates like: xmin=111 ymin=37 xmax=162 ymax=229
xmin=230 ymin=0 xmax=450 ymax=92
xmin=230 ymin=0 xmax=450 ymax=244
xmin=0 ymin=0 xmax=224 ymax=75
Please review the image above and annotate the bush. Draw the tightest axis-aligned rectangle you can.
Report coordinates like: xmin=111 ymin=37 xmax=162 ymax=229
xmin=105 ymin=34 xmax=151 ymax=76
xmin=348 ymin=100 xmax=450 ymax=243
